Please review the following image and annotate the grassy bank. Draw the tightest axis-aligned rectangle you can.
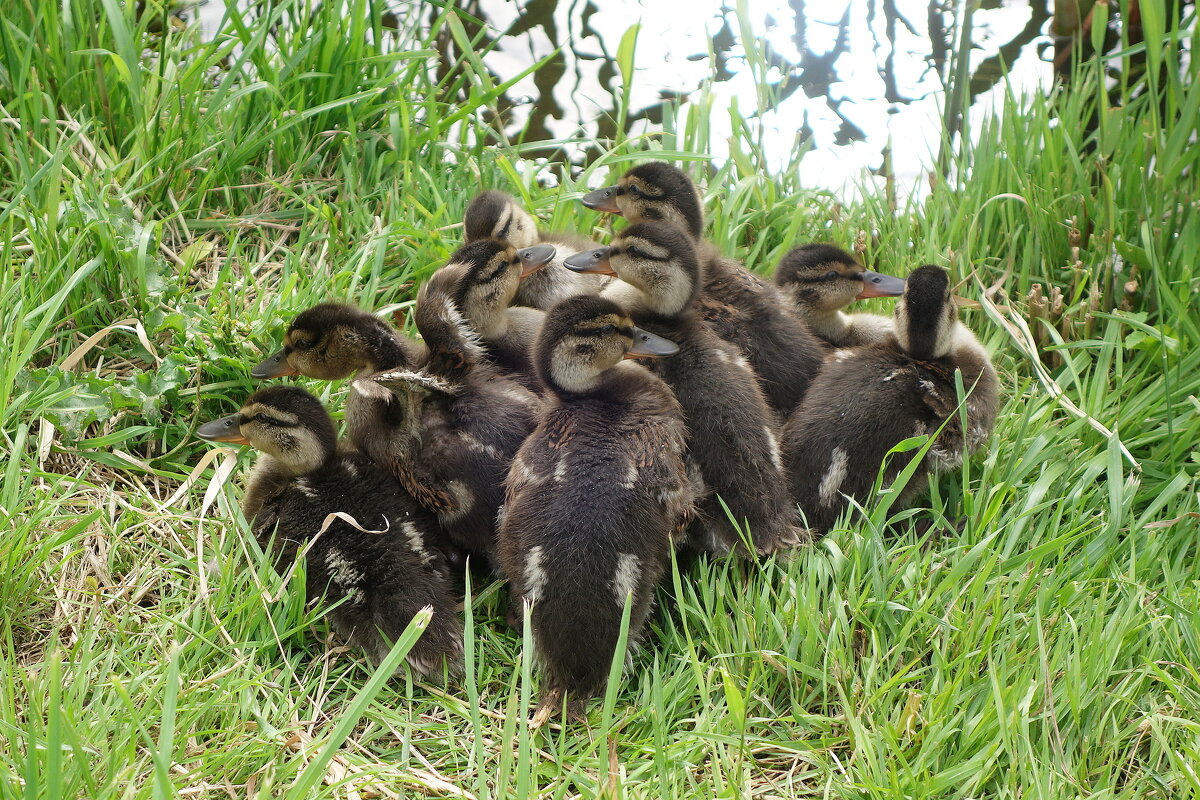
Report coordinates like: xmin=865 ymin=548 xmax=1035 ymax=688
xmin=2 ymin=1 xmax=1198 ymax=797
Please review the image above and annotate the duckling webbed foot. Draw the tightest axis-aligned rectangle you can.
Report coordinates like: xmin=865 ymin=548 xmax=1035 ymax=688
xmin=505 ymin=601 xmax=524 ymax=633
xmin=532 ymin=688 xmax=588 ymax=727
xmin=753 ymin=524 xmax=813 ymax=557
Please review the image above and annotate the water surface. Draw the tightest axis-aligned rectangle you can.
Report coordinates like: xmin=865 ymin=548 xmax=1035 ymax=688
xmin=196 ymin=0 xmax=1054 ymax=198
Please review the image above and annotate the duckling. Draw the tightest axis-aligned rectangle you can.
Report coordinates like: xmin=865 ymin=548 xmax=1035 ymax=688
xmin=250 ymin=303 xmax=532 ymax=566
xmin=439 ymin=238 xmax=558 ymax=389
xmin=464 ymin=190 xmax=609 ymax=309
xmin=251 ymin=304 xmax=457 ymax=537
xmin=565 ymin=221 xmax=804 ymax=556
xmin=581 ymin=161 xmax=824 ymax=413
xmin=353 ymin=266 xmax=542 ymax=567
xmin=252 ymin=302 xmax=424 ymax=381
xmin=498 ymin=295 xmax=694 ymax=722
xmin=773 ymin=243 xmax=906 ymax=347
xmin=197 ymin=385 xmax=462 ymax=676
xmin=781 ymin=265 xmax=1000 ymax=535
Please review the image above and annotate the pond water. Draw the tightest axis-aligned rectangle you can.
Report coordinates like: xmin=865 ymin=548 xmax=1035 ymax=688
xmin=195 ymin=0 xmax=1054 ymax=199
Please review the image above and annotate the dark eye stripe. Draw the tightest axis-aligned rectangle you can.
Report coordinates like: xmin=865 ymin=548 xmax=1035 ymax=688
xmin=625 ymin=245 xmax=667 ymax=261
xmin=577 ymin=325 xmax=633 ymax=338
xmin=495 ymin=217 xmax=512 ymax=241
xmin=626 ymin=184 xmax=661 ymax=198
xmin=795 ymin=271 xmax=857 ymax=282
xmin=478 ymin=263 xmax=509 ymax=285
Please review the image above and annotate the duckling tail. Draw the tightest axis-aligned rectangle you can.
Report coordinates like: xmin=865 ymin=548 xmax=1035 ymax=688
xmin=529 ymin=581 xmax=634 ymax=719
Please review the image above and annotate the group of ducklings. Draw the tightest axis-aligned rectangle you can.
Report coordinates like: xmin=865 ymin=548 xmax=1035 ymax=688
xmin=197 ymin=161 xmax=999 ymax=722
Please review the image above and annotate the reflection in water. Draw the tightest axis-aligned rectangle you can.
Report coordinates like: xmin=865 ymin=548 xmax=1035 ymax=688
xmin=427 ymin=0 xmax=1055 ymax=196
xmin=196 ymin=0 xmax=1056 ymax=196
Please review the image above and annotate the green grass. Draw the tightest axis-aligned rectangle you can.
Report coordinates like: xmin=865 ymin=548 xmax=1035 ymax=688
xmin=2 ymin=1 xmax=1199 ymax=797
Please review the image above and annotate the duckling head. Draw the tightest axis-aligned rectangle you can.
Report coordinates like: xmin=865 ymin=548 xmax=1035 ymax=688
xmin=464 ymin=190 xmax=540 ymax=249
xmin=197 ymin=385 xmax=336 ymax=476
xmin=536 ymin=295 xmax=679 ymax=395
xmin=893 ymin=265 xmax=957 ymax=361
xmin=580 ymin=162 xmax=704 ymax=239
xmin=776 ymin=244 xmax=906 ymax=315
xmin=252 ymin=303 xmax=417 ymax=381
xmin=446 ymin=239 xmax=556 ymax=335
xmin=564 ymin=221 xmax=700 ymax=317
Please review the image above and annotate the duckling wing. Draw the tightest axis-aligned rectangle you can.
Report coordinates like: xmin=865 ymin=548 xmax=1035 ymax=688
xmin=249 ymin=505 xmax=283 ymax=552
xmin=358 ymin=369 xmax=457 ymax=399
xmin=629 ymin=420 xmax=689 ymax=488
xmin=912 ymin=358 xmax=1001 ymax=469
xmin=697 ymin=296 xmax=742 ymax=332
xmin=628 ymin=418 xmax=695 ymax=539
xmin=504 ymin=412 xmax=573 ymax=499
xmin=388 ymin=458 xmax=458 ymax=516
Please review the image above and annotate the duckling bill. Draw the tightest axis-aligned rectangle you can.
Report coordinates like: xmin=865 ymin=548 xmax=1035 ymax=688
xmin=198 ymin=385 xmax=463 ymax=676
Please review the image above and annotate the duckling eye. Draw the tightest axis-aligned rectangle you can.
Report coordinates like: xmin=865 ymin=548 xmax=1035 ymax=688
xmin=293 ymin=338 xmax=315 ymax=350
xmin=599 ymin=324 xmax=617 ymax=335
xmin=255 ymin=413 xmax=280 ymax=426
xmin=627 ymin=184 xmax=642 ymax=198
xmin=825 ymin=271 xmax=840 ymax=280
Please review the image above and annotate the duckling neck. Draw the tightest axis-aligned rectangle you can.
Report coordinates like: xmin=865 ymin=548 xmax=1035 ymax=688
xmin=780 ymin=285 xmax=842 ymax=337
xmin=363 ymin=333 xmax=418 ymax=374
xmin=242 ymin=451 xmax=333 ymax=517
xmin=469 ymin=304 xmax=508 ymax=339
xmin=549 ymin=361 xmax=645 ymax=398
xmin=474 ymin=304 xmax=542 ymax=347
xmin=946 ymin=321 xmax=988 ymax=362
xmin=602 ymin=280 xmax=653 ymax=315
xmin=603 ymin=276 xmax=691 ymax=318
xmin=804 ymin=307 xmax=848 ymax=341
xmin=897 ymin=310 xmax=956 ymax=361
xmin=243 ymin=457 xmax=288 ymax=519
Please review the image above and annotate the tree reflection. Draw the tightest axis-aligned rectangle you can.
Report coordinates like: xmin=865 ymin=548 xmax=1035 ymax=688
xmin=426 ymin=0 xmax=1059 ymax=165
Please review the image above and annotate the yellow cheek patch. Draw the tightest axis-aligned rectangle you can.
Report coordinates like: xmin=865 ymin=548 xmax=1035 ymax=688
xmin=625 ymin=178 xmax=658 ymax=197
xmin=621 ymin=238 xmax=670 ymax=261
